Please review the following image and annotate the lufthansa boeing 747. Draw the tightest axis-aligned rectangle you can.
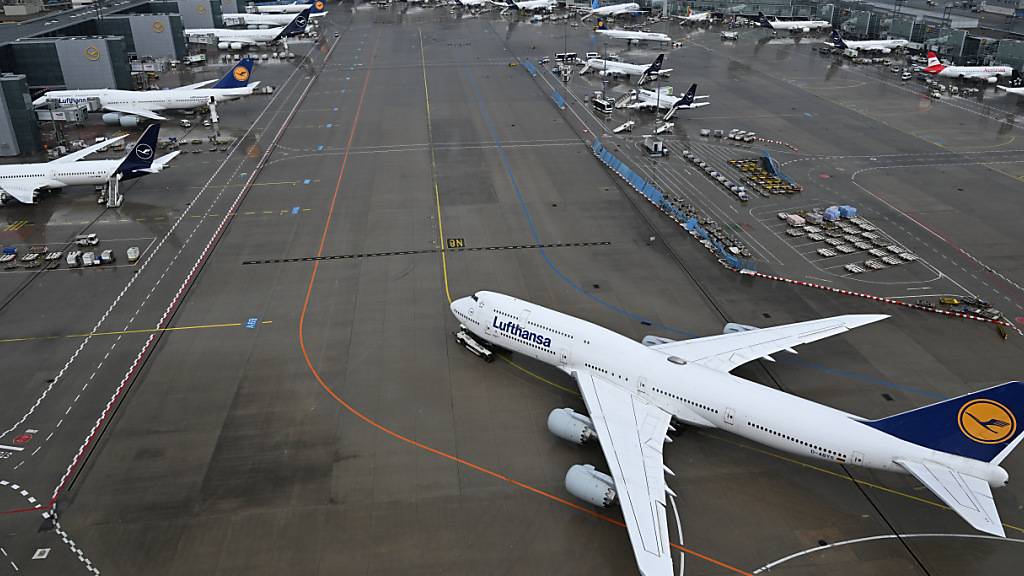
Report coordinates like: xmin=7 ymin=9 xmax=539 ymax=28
xmin=451 ymin=291 xmax=1023 ymax=576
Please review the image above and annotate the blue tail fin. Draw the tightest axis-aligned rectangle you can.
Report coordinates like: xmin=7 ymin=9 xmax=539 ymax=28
xmin=595 ymin=18 xmax=606 ymax=29
xmin=830 ymin=29 xmax=847 ymax=49
xmin=864 ymin=381 xmax=1024 ymax=463
xmin=591 ymin=0 xmax=599 ymax=9
xmin=680 ymin=83 xmax=696 ymax=105
xmin=117 ymin=123 xmax=159 ymax=181
xmin=275 ymin=8 xmax=310 ymax=41
xmin=211 ymin=58 xmax=254 ymax=89
xmin=309 ymin=0 xmax=326 ymax=15
xmin=757 ymin=11 xmax=771 ymax=27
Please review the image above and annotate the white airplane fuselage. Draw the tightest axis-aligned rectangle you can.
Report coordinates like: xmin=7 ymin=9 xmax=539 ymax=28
xmin=596 ymin=29 xmax=671 ymax=43
xmin=767 ymin=19 xmax=829 ymax=31
xmin=186 ymin=27 xmax=286 ymax=44
xmin=451 ymin=292 xmax=1010 ymax=488
xmin=255 ymin=2 xmax=312 ymax=13
xmin=588 ymin=2 xmax=640 ymax=17
xmin=224 ymin=12 xmax=322 ymax=26
xmin=581 ymin=58 xmax=669 ymax=78
xmin=39 ymin=86 xmax=255 ymax=113
xmin=837 ymin=38 xmax=908 ymax=52
xmin=931 ymin=65 xmax=1013 ymax=81
xmin=0 ymin=159 xmax=121 ymax=190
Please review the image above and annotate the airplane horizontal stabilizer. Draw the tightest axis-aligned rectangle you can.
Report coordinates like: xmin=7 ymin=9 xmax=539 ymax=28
xmin=896 ymin=459 xmax=1004 ymax=537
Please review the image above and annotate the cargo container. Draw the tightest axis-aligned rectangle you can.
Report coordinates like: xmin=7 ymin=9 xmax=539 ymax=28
xmin=839 ymin=205 xmax=857 ymax=218
xmin=786 ymin=214 xmax=805 ymax=227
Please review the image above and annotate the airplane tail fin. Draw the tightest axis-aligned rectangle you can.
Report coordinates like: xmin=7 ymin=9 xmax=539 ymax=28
xmin=757 ymin=11 xmax=771 ymax=27
xmin=211 ymin=57 xmax=255 ymax=89
xmin=638 ymin=54 xmax=663 ymax=85
xmin=595 ymin=18 xmax=607 ymax=29
xmin=680 ymin=83 xmax=697 ymax=105
xmin=925 ymin=51 xmax=945 ymax=72
xmin=309 ymin=0 xmax=327 ymax=15
xmin=591 ymin=0 xmax=599 ymax=8
xmin=830 ymin=28 xmax=847 ymax=49
xmin=864 ymin=381 xmax=1024 ymax=465
xmin=116 ymin=123 xmax=160 ymax=180
xmin=275 ymin=8 xmax=310 ymax=41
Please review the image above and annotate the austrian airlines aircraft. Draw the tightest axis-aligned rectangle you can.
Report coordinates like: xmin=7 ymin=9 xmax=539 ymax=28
xmin=35 ymin=59 xmax=260 ymax=123
xmin=579 ymin=53 xmax=671 ymax=85
xmin=924 ymin=51 xmax=1014 ymax=83
xmin=594 ymin=20 xmax=671 ymax=44
xmin=758 ymin=11 xmax=830 ymax=32
xmin=826 ymin=29 xmax=907 ymax=54
xmin=581 ymin=0 xmax=641 ymax=21
xmin=451 ymin=291 xmax=1023 ymax=576
xmin=185 ymin=9 xmax=308 ymax=50
xmin=0 ymin=124 xmax=178 ymax=205
xmin=224 ymin=0 xmax=326 ymax=26
xmin=676 ymin=7 xmax=712 ymax=23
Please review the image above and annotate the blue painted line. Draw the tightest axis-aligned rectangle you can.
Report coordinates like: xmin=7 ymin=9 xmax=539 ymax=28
xmin=803 ymin=112 xmax=814 ymax=118
xmin=325 ymin=123 xmax=333 ymax=128
xmin=462 ymin=66 xmax=940 ymax=400
xmin=245 ymin=317 xmax=259 ymax=329
xmin=303 ymin=178 xmax=312 ymax=185
xmin=291 ymin=206 xmax=300 ymax=215
xmin=239 ymin=172 xmax=248 ymax=179
xmin=317 ymin=145 xmax=324 ymax=151
xmin=333 ymin=107 xmax=339 ymax=111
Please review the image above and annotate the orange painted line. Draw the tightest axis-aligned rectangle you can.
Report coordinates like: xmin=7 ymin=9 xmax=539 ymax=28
xmin=296 ymin=33 xmax=752 ymax=576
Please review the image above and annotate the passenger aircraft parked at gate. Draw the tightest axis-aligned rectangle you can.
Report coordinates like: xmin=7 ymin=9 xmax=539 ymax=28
xmin=494 ymin=0 xmax=558 ymax=12
xmin=581 ymin=0 xmax=641 ymax=20
xmin=675 ymin=7 xmax=712 ymax=23
xmin=758 ymin=11 xmax=830 ymax=32
xmin=825 ymin=29 xmax=908 ymax=53
xmin=626 ymin=83 xmax=709 ymax=120
xmin=185 ymin=9 xmax=308 ymax=50
xmin=224 ymin=0 xmax=325 ymax=26
xmin=579 ymin=53 xmax=671 ymax=85
xmin=0 ymin=124 xmax=178 ymax=205
xmin=923 ymin=51 xmax=1014 ymax=83
xmin=451 ymin=291 xmax=1023 ymax=576
xmin=254 ymin=0 xmax=316 ymax=14
xmin=34 ymin=59 xmax=260 ymax=123
xmin=594 ymin=19 xmax=672 ymax=44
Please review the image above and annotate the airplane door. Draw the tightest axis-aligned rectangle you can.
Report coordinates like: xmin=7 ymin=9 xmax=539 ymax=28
xmin=852 ymin=451 xmax=864 ymax=465
xmin=559 ymin=348 xmax=570 ymax=366
xmin=724 ymin=407 xmax=735 ymax=426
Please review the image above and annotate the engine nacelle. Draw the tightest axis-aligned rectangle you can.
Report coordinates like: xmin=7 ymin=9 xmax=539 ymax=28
xmin=880 ymin=48 xmax=891 ymax=54
xmin=218 ymin=41 xmax=229 ymax=50
xmin=101 ymin=112 xmax=140 ymax=128
xmin=641 ymin=335 xmax=674 ymax=346
xmin=987 ymin=76 xmax=998 ymax=84
xmin=547 ymin=408 xmax=596 ymax=445
xmin=565 ymin=464 xmax=616 ymax=507
xmin=230 ymin=42 xmax=244 ymax=50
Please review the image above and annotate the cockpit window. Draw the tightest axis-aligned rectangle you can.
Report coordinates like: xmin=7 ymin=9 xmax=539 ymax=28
xmin=471 ymin=294 xmax=479 ymax=302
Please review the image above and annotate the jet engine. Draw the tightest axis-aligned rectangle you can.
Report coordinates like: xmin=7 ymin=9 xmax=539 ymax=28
xmin=641 ymin=335 xmax=674 ymax=346
xmin=880 ymin=48 xmax=891 ymax=54
xmin=987 ymin=76 xmax=999 ymax=84
xmin=547 ymin=408 xmax=596 ymax=445
xmin=723 ymin=322 xmax=757 ymax=334
xmin=101 ymin=112 xmax=140 ymax=128
xmin=565 ymin=464 xmax=616 ymax=507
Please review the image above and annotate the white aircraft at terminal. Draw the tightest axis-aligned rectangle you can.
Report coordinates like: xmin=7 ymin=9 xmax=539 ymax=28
xmin=594 ymin=20 xmax=672 ymax=44
xmin=676 ymin=7 xmax=712 ymax=23
xmin=253 ymin=0 xmax=316 ymax=14
xmin=0 ymin=124 xmax=178 ymax=205
xmin=626 ymin=83 xmax=709 ymax=119
xmin=758 ymin=11 xmax=830 ymax=32
xmin=450 ymin=291 xmax=1024 ymax=576
xmin=185 ymin=9 xmax=309 ymax=50
xmin=453 ymin=0 xmax=489 ymax=7
xmin=825 ymin=29 xmax=907 ymax=53
xmin=495 ymin=0 xmax=558 ymax=12
xmin=581 ymin=0 xmax=641 ymax=20
xmin=224 ymin=0 xmax=325 ymax=27
xmin=580 ymin=53 xmax=670 ymax=84
xmin=34 ymin=59 xmax=260 ymax=125
xmin=924 ymin=51 xmax=1014 ymax=83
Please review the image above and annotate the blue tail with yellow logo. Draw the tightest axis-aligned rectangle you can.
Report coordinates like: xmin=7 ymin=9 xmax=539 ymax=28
xmin=211 ymin=57 xmax=255 ymax=89
xmin=864 ymin=381 xmax=1024 ymax=464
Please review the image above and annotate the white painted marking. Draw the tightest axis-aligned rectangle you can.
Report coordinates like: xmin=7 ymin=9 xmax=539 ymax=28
xmin=0 ymin=445 xmax=24 ymax=452
xmin=31 ymin=549 xmax=49 ymax=560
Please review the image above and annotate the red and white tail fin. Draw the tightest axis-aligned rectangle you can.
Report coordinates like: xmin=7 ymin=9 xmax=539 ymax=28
xmin=925 ymin=51 xmax=945 ymax=72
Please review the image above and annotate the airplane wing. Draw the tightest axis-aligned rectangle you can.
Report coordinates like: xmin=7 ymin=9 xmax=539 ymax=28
xmin=650 ymin=315 xmax=887 ymax=373
xmin=49 ymin=134 xmax=129 ymax=164
xmin=102 ymin=104 xmax=167 ymax=121
xmin=574 ymin=370 xmax=676 ymax=576
xmin=174 ymin=79 xmax=217 ymax=90
xmin=0 ymin=178 xmax=56 ymax=204
xmin=895 ymin=459 xmax=1004 ymax=537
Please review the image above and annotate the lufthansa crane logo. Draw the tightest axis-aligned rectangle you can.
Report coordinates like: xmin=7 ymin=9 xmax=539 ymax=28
xmin=315 ymin=0 xmax=324 ymax=9
xmin=958 ymin=399 xmax=1016 ymax=444
xmin=84 ymin=45 xmax=101 ymax=61
xmin=295 ymin=15 xmax=307 ymax=27
xmin=152 ymin=21 xmax=165 ymax=33
xmin=196 ymin=4 xmax=206 ymax=13
xmin=232 ymin=66 xmax=250 ymax=82
xmin=133 ymin=144 xmax=154 ymax=160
